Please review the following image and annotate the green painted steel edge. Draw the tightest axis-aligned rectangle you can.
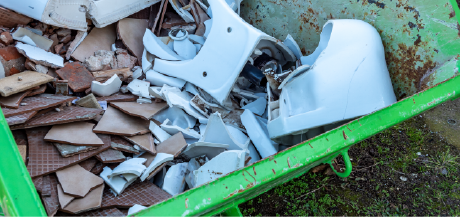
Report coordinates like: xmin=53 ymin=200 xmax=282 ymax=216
xmin=131 ymin=75 xmax=460 ymax=216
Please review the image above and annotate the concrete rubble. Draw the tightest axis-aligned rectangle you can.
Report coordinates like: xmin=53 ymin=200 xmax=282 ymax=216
xmin=0 ymin=0 xmax=397 ymax=215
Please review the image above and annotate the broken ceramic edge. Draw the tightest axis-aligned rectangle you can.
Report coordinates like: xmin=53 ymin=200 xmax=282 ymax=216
xmin=247 ymin=142 xmax=261 ymax=164
xmin=100 ymin=167 xmax=133 ymax=195
xmin=143 ymin=29 xmax=184 ymax=61
xmin=181 ymin=142 xmax=229 ymax=160
xmin=199 ymin=113 xmax=247 ymax=150
xmin=169 ymin=29 xmax=189 ymax=41
xmin=128 ymin=204 xmax=148 ymax=215
xmin=269 ymin=20 xmax=397 ymax=142
xmin=91 ymin=74 xmax=122 ymax=97
xmin=241 ymin=97 xmax=267 ymax=116
xmin=240 ymin=109 xmax=277 ymax=158
xmin=169 ymin=0 xmax=195 ymax=23
xmin=142 ymin=49 xmax=153 ymax=72
xmin=192 ymin=150 xmax=245 ymax=187
xmin=277 ymin=65 xmax=310 ymax=90
xmin=160 ymin=119 xmax=201 ymax=139
xmin=132 ymin=67 xmax=143 ymax=80
xmin=146 ymin=70 xmax=186 ymax=88
xmin=185 ymin=83 xmax=199 ymax=96
xmin=282 ymin=34 xmax=302 ymax=60
xmin=173 ymin=37 xmax=197 ymax=60
xmin=203 ymin=19 xmax=212 ymax=39
xmin=266 ymin=83 xmax=279 ymax=123
xmin=162 ymin=163 xmax=188 ymax=196
xmin=153 ymin=106 xmax=197 ymax=129
xmin=194 ymin=44 xmax=202 ymax=53
xmin=161 ymin=86 xmax=208 ymax=123
xmin=127 ymin=79 xmax=151 ymax=99
xmin=15 ymin=43 xmax=64 ymax=68
xmin=108 ymin=158 xmax=147 ymax=178
xmin=140 ymin=153 xmax=174 ymax=181
xmin=149 ymin=121 xmax=172 ymax=142
xmin=152 ymin=0 xmax=295 ymax=105
xmin=137 ymin=97 xmax=152 ymax=104
xmin=148 ymin=86 xmax=164 ymax=100
xmin=12 ymin=27 xmax=53 ymax=51
xmin=188 ymin=34 xmax=206 ymax=45
xmin=190 ymin=94 xmax=230 ymax=118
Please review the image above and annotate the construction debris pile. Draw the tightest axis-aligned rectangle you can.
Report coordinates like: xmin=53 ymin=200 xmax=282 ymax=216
xmin=0 ymin=0 xmax=397 ymax=215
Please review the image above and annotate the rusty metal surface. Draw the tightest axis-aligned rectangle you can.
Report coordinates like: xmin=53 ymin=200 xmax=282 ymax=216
xmin=240 ymin=0 xmax=460 ymax=99
xmin=11 ymin=106 xmax=102 ymax=130
xmin=56 ymin=62 xmax=95 ymax=92
xmin=1 ymin=94 xmax=77 ymax=117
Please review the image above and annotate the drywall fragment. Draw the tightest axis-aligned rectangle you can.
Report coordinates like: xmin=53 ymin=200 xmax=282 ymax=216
xmin=83 ymin=50 xmax=117 ymax=72
xmin=160 ymin=119 xmax=200 ymax=139
xmin=0 ymin=32 xmax=13 ymax=45
xmin=76 ymin=93 xmax=102 ymax=109
xmin=61 ymin=185 xmax=104 ymax=214
xmin=45 ymin=122 xmax=104 ymax=146
xmin=12 ymin=27 xmax=54 ymax=51
xmin=143 ymin=29 xmax=184 ymax=61
xmin=181 ymin=142 xmax=228 ymax=159
xmin=15 ymin=43 xmax=64 ymax=68
xmin=140 ymin=153 xmax=174 ymax=181
xmin=156 ymin=132 xmax=188 ymax=157
xmin=0 ymin=7 xmax=32 ymax=28
xmin=56 ymin=164 xmax=104 ymax=198
xmin=200 ymin=113 xmax=248 ymax=150
xmin=127 ymin=79 xmax=151 ymax=98
xmin=115 ymin=48 xmax=137 ymax=69
xmin=66 ymin=31 xmax=88 ymax=60
xmin=91 ymin=74 xmax=122 ymax=97
xmin=0 ymin=71 xmax=54 ymax=97
xmin=241 ymin=97 xmax=267 ymax=116
xmin=153 ymin=106 xmax=196 ymax=129
xmin=57 ymin=184 xmax=75 ymax=208
xmin=0 ymin=90 xmax=32 ymax=109
xmin=56 ymin=62 xmax=95 ymax=92
xmin=190 ymin=94 xmax=229 ymax=118
xmin=169 ymin=0 xmax=195 ymax=23
xmin=96 ymin=149 xmax=126 ymax=163
xmin=93 ymin=106 xmax=150 ymax=136
xmin=92 ymin=68 xmax=133 ymax=82
xmin=283 ymin=34 xmax=302 ymax=60
xmin=123 ymin=133 xmax=156 ymax=155
xmin=241 ymin=110 xmax=277 ymax=158
xmin=193 ymin=150 xmax=245 ymax=186
xmin=128 ymin=205 xmax=147 ymax=215
xmin=72 ymin=24 xmax=117 ymax=62
xmin=0 ymin=46 xmax=26 ymax=78
xmin=111 ymin=101 xmax=168 ymax=120
xmin=162 ymin=162 xmax=188 ymax=195
xmin=149 ymin=121 xmax=171 ymax=142
xmin=118 ymin=19 xmax=148 ymax=64
xmin=146 ymin=70 xmax=186 ymax=88
xmin=109 ymin=158 xmax=147 ymax=178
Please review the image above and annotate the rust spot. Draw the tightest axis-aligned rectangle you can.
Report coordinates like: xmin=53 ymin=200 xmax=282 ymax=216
xmin=449 ymin=10 xmax=456 ymax=18
xmin=269 ymin=156 xmax=274 ymax=161
xmin=253 ymin=166 xmax=256 ymax=175
xmin=272 ymin=169 xmax=276 ymax=175
xmin=185 ymin=198 xmax=189 ymax=208
xmin=326 ymin=138 xmax=329 ymax=141
xmin=414 ymin=34 xmax=422 ymax=46
xmin=346 ymin=125 xmax=352 ymax=132
xmin=413 ymin=98 xmax=416 ymax=104
xmin=308 ymin=143 xmax=313 ymax=148
xmin=274 ymin=160 xmax=277 ymax=164
xmin=300 ymin=47 xmax=306 ymax=55
xmin=287 ymin=157 xmax=291 ymax=168
xmin=343 ymin=131 xmax=348 ymax=140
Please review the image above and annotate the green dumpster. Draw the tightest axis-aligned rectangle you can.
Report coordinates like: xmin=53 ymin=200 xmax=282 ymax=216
xmin=1 ymin=0 xmax=460 ymax=216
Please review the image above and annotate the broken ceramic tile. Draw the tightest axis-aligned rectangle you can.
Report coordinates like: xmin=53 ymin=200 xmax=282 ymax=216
xmin=283 ymin=34 xmax=302 ymax=60
xmin=161 ymin=86 xmax=207 ymax=123
xmin=15 ymin=43 xmax=64 ymax=68
xmin=12 ymin=27 xmax=54 ymax=51
xmin=56 ymin=164 xmax=104 ymax=198
xmin=162 ymin=162 xmax=188 ymax=196
xmin=241 ymin=109 xmax=277 ymax=158
xmin=96 ymin=93 xmax=138 ymax=103
xmin=66 ymin=31 xmax=88 ymax=60
xmin=0 ymin=90 xmax=32 ymax=109
xmin=181 ymin=142 xmax=228 ymax=160
xmin=149 ymin=121 xmax=171 ymax=142
xmin=193 ymin=150 xmax=245 ymax=186
xmin=1 ymin=94 xmax=76 ymax=117
xmin=91 ymin=74 xmax=123 ymax=97
xmin=27 ymin=85 xmax=47 ymax=97
xmin=241 ymin=97 xmax=267 ymax=116
xmin=76 ymin=94 xmax=102 ymax=109
xmin=128 ymin=204 xmax=147 ymax=215
xmin=0 ymin=71 xmax=53 ymax=97
xmin=111 ymin=136 xmax=140 ymax=154
xmin=79 ymin=158 xmax=99 ymax=171
xmin=57 ymin=184 xmax=75 ymax=208
xmin=143 ymin=29 xmax=184 ymax=61
xmin=140 ymin=153 xmax=174 ymax=181
xmin=96 ymin=149 xmax=126 ymax=163
xmin=42 ymin=174 xmax=59 ymax=216
xmin=61 ymin=185 xmax=104 ymax=214
xmin=110 ymin=101 xmax=168 ymax=120
xmin=123 ymin=133 xmax=156 ymax=155
xmin=109 ymin=158 xmax=147 ymax=178
xmin=12 ymin=130 xmax=28 ymax=162
xmin=160 ymin=119 xmax=200 ymax=139
xmin=145 ymin=70 xmax=186 ymax=88
xmin=127 ymin=79 xmax=151 ymax=99
xmin=56 ymin=62 xmax=95 ymax=92
xmin=0 ymin=7 xmax=32 ymax=28
xmin=190 ymin=94 xmax=230 ymax=118
xmin=72 ymin=24 xmax=117 ymax=62
xmin=44 ymin=122 xmax=104 ymax=146
xmin=93 ymin=106 xmax=150 ymax=136
xmin=200 ymin=113 xmax=248 ymax=150
xmin=118 ymin=18 xmax=148 ymax=65
xmin=156 ymin=132 xmax=188 ymax=157
xmin=54 ymin=143 xmax=99 ymax=158
xmin=170 ymin=29 xmax=196 ymax=60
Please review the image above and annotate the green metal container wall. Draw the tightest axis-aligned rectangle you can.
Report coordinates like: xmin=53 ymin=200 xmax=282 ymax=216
xmin=0 ymin=0 xmax=459 ymax=216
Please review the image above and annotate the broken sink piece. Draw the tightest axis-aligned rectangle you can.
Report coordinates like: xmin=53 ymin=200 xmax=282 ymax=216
xmin=160 ymin=119 xmax=200 ymax=139
xmin=140 ymin=153 xmax=174 ymax=181
xmin=149 ymin=121 xmax=171 ymax=143
xmin=200 ymin=113 xmax=248 ymax=150
xmin=127 ymin=79 xmax=151 ymax=99
xmin=241 ymin=97 xmax=267 ymax=116
xmin=171 ymin=29 xmax=197 ymax=60
xmin=162 ymin=162 xmax=188 ymax=196
xmin=283 ymin=34 xmax=302 ymax=60
xmin=181 ymin=142 xmax=228 ymax=160
xmin=161 ymin=86 xmax=207 ymax=123
xmin=153 ymin=106 xmax=197 ymax=129
xmin=128 ymin=205 xmax=147 ymax=215
xmin=146 ymin=70 xmax=186 ymax=88
xmin=193 ymin=150 xmax=245 ymax=186
xmin=100 ymin=167 xmax=135 ymax=196
xmin=143 ymin=29 xmax=184 ymax=61
xmin=241 ymin=109 xmax=278 ymax=158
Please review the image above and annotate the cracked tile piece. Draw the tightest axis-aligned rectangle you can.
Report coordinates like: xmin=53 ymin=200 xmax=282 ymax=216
xmin=0 ymin=71 xmax=54 ymax=97
xmin=56 ymin=62 xmax=95 ymax=92
xmin=79 ymin=158 xmax=98 ymax=171
xmin=93 ymin=106 xmax=150 ymax=136
xmin=118 ymin=19 xmax=148 ymax=65
xmin=45 ymin=122 xmax=104 ymax=146
xmin=26 ymin=127 xmax=111 ymax=177
xmin=111 ymin=136 xmax=140 ymax=154
xmin=90 ymin=162 xmax=106 ymax=175
xmin=123 ymin=133 xmax=156 ymax=155
xmin=92 ymin=68 xmax=133 ymax=83
xmin=76 ymin=93 xmax=102 ymax=109
xmin=32 ymin=176 xmax=44 ymax=194
xmin=54 ymin=144 xmax=99 ymax=158
xmin=66 ymin=31 xmax=87 ymax=60
xmin=61 ymin=185 xmax=104 ymax=214
xmin=57 ymin=184 xmax=75 ymax=208
xmin=42 ymin=175 xmax=52 ymax=197
xmin=71 ymin=24 xmax=117 ymax=62
xmin=80 ymin=207 xmax=124 ymax=216
xmin=16 ymin=43 xmax=64 ymax=68
xmin=27 ymin=85 xmax=47 ymax=97
xmin=96 ymin=93 xmax=137 ymax=102
xmin=56 ymin=164 xmax=104 ymax=198
xmin=156 ymin=132 xmax=187 ymax=157
xmin=0 ymin=90 xmax=32 ymax=108
xmin=0 ymin=7 xmax=32 ymax=28
xmin=11 ymin=106 xmax=103 ymax=130
xmin=12 ymin=130 xmax=28 ymax=162
xmin=96 ymin=149 xmax=126 ymax=163
xmin=1 ymin=94 xmax=77 ymax=118
xmin=42 ymin=174 xmax=59 ymax=216
xmin=101 ymin=181 xmax=171 ymax=209
xmin=110 ymin=101 xmax=168 ymax=120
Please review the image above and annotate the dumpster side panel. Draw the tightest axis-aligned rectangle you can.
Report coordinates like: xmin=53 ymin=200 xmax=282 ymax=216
xmin=241 ymin=0 xmax=460 ymax=99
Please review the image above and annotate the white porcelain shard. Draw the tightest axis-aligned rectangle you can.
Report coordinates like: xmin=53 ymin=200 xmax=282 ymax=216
xmin=185 ymin=83 xmax=199 ymax=96
xmin=153 ymin=0 xmax=295 ymax=104
xmin=143 ymin=29 xmax=184 ymax=61
xmin=109 ymin=158 xmax=147 ymax=178
xmin=193 ymin=150 xmax=245 ymax=186
xmin=269 ymin=20 xmax=397 ymax=143
xmin=149 ymin=121 xmax=172 ymax=142
xmin=140 ymin=153 xmax=174 ymax=181
xmin=169 ymin=0 xmax=195 ymax=23
xmin=160 ymin=119 xmax=201 ymax=139
xmin=194 ymin=44 xmax=202 ymax=53
xmin=132 ymin=67 xmax=143 ymax=80
xmin=241 ymin=97 xmax=267 ymax=116
xmin=203 ymin=19 xmax=212 ymax=39
xmin=127 ymin=79 xmax=151 ymax=99
xmin=146 ymin=70 xmax=186 ymax=88
xmin=200 ymin=113 xmax=247 ymax=150
xmin=153 ymin=106 xmax=197 ymax=129
xmin=128 ymin=205 xmax=147 ymax=215
xmin=91 ymin=74 xmax=122 ymax=97
xmin=190 ymin=94 xmax=230 ymax=118
xmin=153 ymin=166 xmax=167 ymax=188
xmin=173 ymin=34 xmax=197 ymax=60
xmin=149 ymin=86 xmax=164 ymax=100
xmin=12 ymin=27 xmax=54 ymax=51
xmin=142 ymin=49 xmax=154 ymax=72
xmin=241 ymin=109 xmax=278 ymax=158
xmin=161 ymin=86 xmax=208 ymax=123
xmin=100 ymin=167 xmax=135 ymax=195
xmin=181 ymin=142 xmax=228 ymax=159
xmin=15 ymin=43 xmax=64 ymax=68
xmin=282 ymin=34 xmax=302 ymax=60
xmin=137 ymin=97 xmax=152 ymax=104
xmin=247 ymin=142 xmax=261 ymax=164
xmin=162 ymin=162 xmax=188 ymax=196
xmin=188 ymin=34 xmax=206 ymax=45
